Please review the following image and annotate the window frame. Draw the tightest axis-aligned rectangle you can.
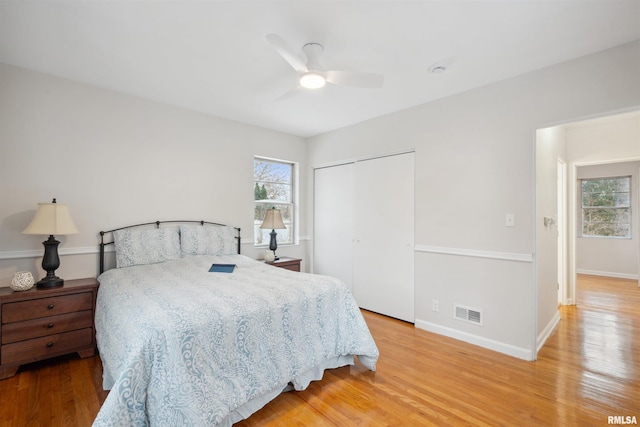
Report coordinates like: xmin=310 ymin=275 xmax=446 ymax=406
xmin=253 ymin=156 xmax=297 ymax=247
xmin=579 ymin=175 xmax=631 ymax=239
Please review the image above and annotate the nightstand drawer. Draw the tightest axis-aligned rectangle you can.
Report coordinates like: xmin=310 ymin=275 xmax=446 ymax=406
xmin=276 ymin=263 xmax=300 ymax=272
xmin=2 ymin=292 xmax=93 ymax=323
xmin=1 ymin=310 xmax=94 ymax=344
xmin=1 ymin=328 xmax=94 ymax=365
xmin=270 ymin=257 xmax=302 ymax=272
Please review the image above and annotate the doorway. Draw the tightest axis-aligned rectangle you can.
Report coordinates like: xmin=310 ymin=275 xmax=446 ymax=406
xmin=573 ymin=161 xmax=639 ymax=282
xmin=535 ymin=110 xmax=640 ymax=358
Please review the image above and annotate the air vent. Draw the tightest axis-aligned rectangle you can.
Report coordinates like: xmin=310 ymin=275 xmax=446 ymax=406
xmin=454 ymin=304 xmax=483 ymax=326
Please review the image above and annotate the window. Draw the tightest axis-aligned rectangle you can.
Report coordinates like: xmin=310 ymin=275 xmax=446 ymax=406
xmin=254 ymin=157 xmax=295 ymax=245
xmin=580 ymin=176 xmax=631 ymax=238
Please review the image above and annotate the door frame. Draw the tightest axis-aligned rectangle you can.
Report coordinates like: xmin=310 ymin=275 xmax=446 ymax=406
xmin=557 ymin=159 xmax=567 ymax=304
xmin=568 ymin=157 xmax=640 ymax=302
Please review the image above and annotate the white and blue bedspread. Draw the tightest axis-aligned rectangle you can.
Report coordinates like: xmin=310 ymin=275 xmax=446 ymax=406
xmin=93 ymin=254 xmax=378 ymax=426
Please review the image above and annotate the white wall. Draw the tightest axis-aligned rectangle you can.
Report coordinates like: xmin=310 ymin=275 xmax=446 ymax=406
xmin=308 ymin=40 xmax=640 ymax=360
xmin=0 ymin=63 xmax=309 ymax=282
xmin=576 ymin=161 xmax=639 ymax=279
xmin=567 ymin=112 xmax=640 ymax=164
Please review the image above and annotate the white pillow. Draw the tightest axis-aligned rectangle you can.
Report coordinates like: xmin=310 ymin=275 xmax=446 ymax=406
xmin=113 ymin=227 xmax=181 ymax=268
xmin=179 ymin=224 xmax=236 ymax=256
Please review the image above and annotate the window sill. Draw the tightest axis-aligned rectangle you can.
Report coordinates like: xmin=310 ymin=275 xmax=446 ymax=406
xmin=578 ymin=235 xmax=632 ymax=240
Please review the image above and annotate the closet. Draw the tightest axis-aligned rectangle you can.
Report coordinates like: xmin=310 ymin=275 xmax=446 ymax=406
xmin=314 ymin=152 xmax=414 ymax=322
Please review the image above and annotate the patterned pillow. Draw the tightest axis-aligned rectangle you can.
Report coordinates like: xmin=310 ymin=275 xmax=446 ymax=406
xmin=179 ymin=224 xmax=236 ymax=256
xmin=114 ymin=227 xmax=181 ymax=268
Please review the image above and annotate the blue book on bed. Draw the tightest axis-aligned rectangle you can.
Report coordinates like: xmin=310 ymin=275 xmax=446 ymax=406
xmin=209 ymin=263 xmax=236 ymax=273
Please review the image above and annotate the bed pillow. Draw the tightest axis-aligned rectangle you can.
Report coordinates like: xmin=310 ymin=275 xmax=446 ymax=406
xmin=113 ymin=227 xmax=181 ymax=268
xmin=179 ymin=224 xmax=236 ymax=256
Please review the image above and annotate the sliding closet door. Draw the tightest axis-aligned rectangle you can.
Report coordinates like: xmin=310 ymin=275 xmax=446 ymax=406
xmin=353 ymin=153 xmax=415 ymax=322
xmin=314 ymin=164 xmax=354 ymax=293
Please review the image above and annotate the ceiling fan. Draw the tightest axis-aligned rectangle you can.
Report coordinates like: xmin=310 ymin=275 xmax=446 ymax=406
xmin=266 ymin=33 xmax=384 ymax=90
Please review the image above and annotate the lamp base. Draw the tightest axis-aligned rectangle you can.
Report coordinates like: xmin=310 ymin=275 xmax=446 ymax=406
xmin=37 ymin=235 xmax=64 ymax=288
xmin=269 ymin=229 xmax=279 ymax=261
xmin=36 ymin=276 xmax=64 ymax=289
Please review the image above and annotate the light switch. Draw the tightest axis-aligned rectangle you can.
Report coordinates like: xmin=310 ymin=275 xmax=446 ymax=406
xmin=505 ymin=213 xmax=515 ymax=227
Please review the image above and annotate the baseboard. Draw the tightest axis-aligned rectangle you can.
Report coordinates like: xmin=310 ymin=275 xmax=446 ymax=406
xmin=537 ymin=311 xmax=561 ymax=354
xmin=576 ymin=269 xmax=638 ymax=280
xmin=414 ymin=319 xmax=534 ymax=361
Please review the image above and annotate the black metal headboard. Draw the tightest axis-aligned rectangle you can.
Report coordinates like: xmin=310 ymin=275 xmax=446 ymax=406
xmin=99 ymin=220 xmax=241 ymax=274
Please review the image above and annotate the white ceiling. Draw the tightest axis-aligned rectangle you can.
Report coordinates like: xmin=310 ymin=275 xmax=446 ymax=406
xmin=1 ymin=1 xmax=639 ymax=138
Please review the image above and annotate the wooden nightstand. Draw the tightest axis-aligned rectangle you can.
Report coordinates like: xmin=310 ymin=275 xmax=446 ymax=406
xmin=0 ymin=278 xmax=99 ymax=379
xmin=269 ymin=257 xmax=302 ymax=272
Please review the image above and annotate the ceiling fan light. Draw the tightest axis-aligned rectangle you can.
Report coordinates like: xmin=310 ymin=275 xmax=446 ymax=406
xmin=300 ymin=72 xmax=326 ymax=89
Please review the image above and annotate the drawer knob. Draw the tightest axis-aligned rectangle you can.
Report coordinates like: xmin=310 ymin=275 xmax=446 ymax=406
xmin=47 ymin=304 xmax=55 ymax=309
xmin=47 ymin=323 xmax=54 ymax=328
xmin=46 ymin=342 xmax=54 ymax=348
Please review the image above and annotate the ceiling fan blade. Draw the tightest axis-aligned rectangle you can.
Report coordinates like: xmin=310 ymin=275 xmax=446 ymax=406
xmin=266 ymin=33 xmax=307 ymax=73
xmin=325 ymin=70 xmax=384 ymax=89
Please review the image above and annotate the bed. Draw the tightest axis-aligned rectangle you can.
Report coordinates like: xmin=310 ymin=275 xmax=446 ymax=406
xmin=92 ymin=221 xmax=379 ymax=426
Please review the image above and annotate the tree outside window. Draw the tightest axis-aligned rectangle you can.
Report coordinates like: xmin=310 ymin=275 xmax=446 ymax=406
xmin=581 ymin=176 xmax=631 ymax=238
xmin=254 ymin=158 xmax=294 ymax=245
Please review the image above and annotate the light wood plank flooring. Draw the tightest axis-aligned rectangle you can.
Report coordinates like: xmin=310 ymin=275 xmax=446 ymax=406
xmin=0 ymin=274 xmax=638 ymax=426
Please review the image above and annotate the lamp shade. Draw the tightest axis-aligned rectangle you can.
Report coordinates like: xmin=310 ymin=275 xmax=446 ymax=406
xmin=22 ymin=201 xmax=79 ymax=236
xmin=260 ymin=208 xmax=285 ymax=230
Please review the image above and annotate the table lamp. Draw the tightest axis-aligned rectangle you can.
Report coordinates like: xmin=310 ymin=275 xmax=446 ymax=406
xmin=22 ymin=198 xmax=79 ymax=288
xmin=260 ymin=207 xmax=286 ymax=260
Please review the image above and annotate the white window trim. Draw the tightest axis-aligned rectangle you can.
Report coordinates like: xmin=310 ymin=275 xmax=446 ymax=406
xmin=254 ymin=156 xmax=298 ymax=247
xmin=579 ymin=175 xmax=631 ymax=239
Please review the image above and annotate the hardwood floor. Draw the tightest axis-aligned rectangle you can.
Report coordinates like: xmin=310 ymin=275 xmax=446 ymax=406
xmin=0 ymin=275 xmax=638 ymax=426
xmin=0 ymin=352 xmax=107 ymax=426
